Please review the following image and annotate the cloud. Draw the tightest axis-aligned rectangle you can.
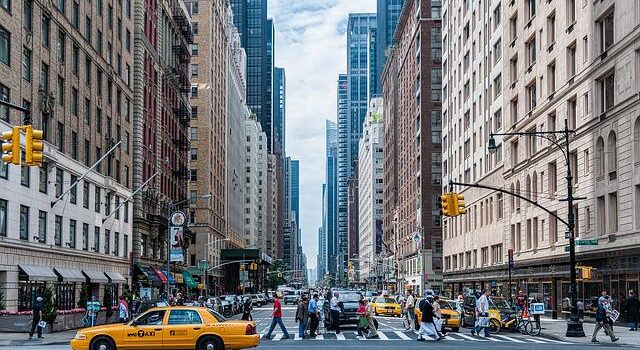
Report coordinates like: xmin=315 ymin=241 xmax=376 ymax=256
xmin=269 ymin=0 xmax=376 ymax=270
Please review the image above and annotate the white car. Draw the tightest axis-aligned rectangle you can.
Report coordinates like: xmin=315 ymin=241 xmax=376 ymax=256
xmin=252 ymin=294 xmax=266 ymax=307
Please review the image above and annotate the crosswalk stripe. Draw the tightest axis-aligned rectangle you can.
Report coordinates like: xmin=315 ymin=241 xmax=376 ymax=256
xmin=259 ymin=334 xmax=264 ymax=339
xmin=336 ymin=333 xmax=346 ymax=340
xmin=294 ymin=334 xmax=302 ymax=340
xmin=314 ymin=334 xmax=324 ymax=340
xmin=486 ymin=336 xmax=503 ymax=341
xmin=492 ymin=334 xmax=525 ymax=343
xmin=453 ymin=333 xmax=482 ymax=341
xmin=525 ymin=338 xmax=547 ymax=343
xmin=377 ymin=332 xmax=390 ymax=340
xmin=272 ymin=333 xmax=284 ymax=341
xmin=535 ymin=338 xmax=572 ymax=344
xmin=394 ymin=331 xmax=412 ymax=340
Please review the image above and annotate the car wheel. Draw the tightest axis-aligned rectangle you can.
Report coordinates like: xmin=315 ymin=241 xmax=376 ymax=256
xmin=90 ymin=336 xmax=115 ymax=350
xmin=451 ymin=327 xmax=460 ymax=332
xmin=198 ymin=336 xmax=223 ymax=350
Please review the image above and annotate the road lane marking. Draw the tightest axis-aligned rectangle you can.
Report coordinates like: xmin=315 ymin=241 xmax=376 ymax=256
xmin=525 ymin=338 xmax=547 ymax=343
xmin=314 ymin=334 xmax=324 ymax=340
xmin=336 ymin=333 xmax=346 ymax=340
xmin=294 ymin=334 xmax=302 ymax=340
xmin=454 ymin=333 xmax=483 ymax=341
xmin=492 ymin=334 xmax=525 ymax=343
xmin=273 ymin=333 xmax=284 ymax=341
xmin=394 ymin=331 xmax=412 ymax=340
xmin=377 ymin=332 xmax=390 ymax=340
xmin=535 ymin=338 xmax=572 ymax=344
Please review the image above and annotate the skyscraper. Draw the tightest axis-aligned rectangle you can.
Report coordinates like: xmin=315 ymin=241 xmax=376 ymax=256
xmin=325 ymin=120 xmax=339 ymax=277
xmin=376 ymin=0 xmax=406 ymax=95
xmin=337 ymin=14 xmax=376 ymax=277
xmin=273 ymin=68 xmax=286 ymax=156
xmin=291 ymin=160 xmax=300 ymax=231
xmin=229 ymin=0 xmax=274 ymax=152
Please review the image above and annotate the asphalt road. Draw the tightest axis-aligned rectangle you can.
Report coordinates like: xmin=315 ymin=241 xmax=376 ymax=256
xmin=5 ymin=303 xmax=634 ymax=350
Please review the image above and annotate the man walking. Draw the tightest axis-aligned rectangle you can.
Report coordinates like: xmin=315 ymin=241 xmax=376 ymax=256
xmin=118 ymin=295 xmax=129 ymax=323
xmin=308 ymin=294 xmax=320 ymax=337
xmin=405 ymin=291 xmax=415 ymax=330
xmin=472 ymin=290 xmax=491 ymax=337
xmin=28 ymin=296 xmax=44 ymax=339
xmin=265 ymin=292 xmax=290 ymax=340
xmin=592 ymin=294 xmax=619 ymax=343
xmin=295 ymin=296 xmax=309 ymax=339
xmin=330 ymin=292 xmax=341 ymax=334
xmin=625 ymin=290 xmax=638 ymax=331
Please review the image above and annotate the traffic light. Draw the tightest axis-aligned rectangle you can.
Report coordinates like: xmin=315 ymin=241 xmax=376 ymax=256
xmin=25 ymin=126 xmax=44 ymax=166
xmin=1 ymin=127 xmax=20 ymax=165
xmin=454 ymin=193 xmax=466 ymax=215
xmin=579 ymin=266 xmax=592 ymax=280
xmin=440 ymin=193 xmax=453 ymax=216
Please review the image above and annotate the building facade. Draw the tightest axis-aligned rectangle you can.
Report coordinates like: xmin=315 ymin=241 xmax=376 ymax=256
xmin=244 ymin=116 xmax=267 ymax=251
xmin=358 ymin=98 xmax=385 ymax=284
xmin=324 ymin=119 xmax=338 ymax=278
xmin=273 ymin=67 xmax=286 ymax=156
xmin=442 ymin=0 xmax=640 ymax=314
xmin=1 ymin=0 xmax=133 ymax=310
xmin=382 ymin=0 xmax=443 ymax=295
xmin=337 ymin=14 xmax=377 ymax=278
xmin=376 ymin=0 xmax=406 ymax=96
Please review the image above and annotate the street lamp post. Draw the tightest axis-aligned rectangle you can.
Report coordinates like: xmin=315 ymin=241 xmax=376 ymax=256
xmin=488 ymin=119 xmax=585 ymax=337
xmin=166 ymin=193 xmax=211 ymax=301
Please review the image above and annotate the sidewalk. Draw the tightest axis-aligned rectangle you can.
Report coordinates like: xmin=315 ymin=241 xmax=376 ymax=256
xmin=540 ymin=316 xmax=640 ymax=346
xmin=0 ymin=330 xmax=75 ymax=347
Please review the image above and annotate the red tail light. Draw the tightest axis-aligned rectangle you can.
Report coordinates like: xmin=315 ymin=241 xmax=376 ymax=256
xmin=246 ymin=323 xmax=256 ymax=335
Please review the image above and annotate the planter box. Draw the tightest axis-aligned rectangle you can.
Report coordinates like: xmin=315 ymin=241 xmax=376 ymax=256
xmin=0 ymin=315 xmax=32 ymax=333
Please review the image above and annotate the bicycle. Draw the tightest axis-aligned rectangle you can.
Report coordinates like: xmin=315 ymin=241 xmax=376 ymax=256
xmin=501 ymin=312 xmax=541 ymax=336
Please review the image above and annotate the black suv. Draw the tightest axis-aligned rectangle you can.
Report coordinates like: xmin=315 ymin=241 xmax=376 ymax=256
xmin=323 ymin=290 xmax=366 ymax=328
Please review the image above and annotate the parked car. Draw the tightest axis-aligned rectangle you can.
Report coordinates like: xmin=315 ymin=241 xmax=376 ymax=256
xmin=252 ymin=294 xmax=266 ymax=307
xmin=461 ymin=295 xmax=507 ymax=331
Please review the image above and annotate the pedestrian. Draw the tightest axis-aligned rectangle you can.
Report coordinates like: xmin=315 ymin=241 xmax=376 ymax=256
xmin=417 ymin=292 xmax=442 ymax=341
xmin=264 ymin=292 xmax=290 ymax=340
xmin=330 ymin=292 xmax=341 ymax=334
xmin=176 ymin=292 xmax=184 ymax=306
xmin=456 ymin=293 xmax=464 ymax=314
xmin=592 ymin=293 xmax=619 ymax=343
xmin=308 ymin=294 xmax=320 ymax=337
xmin=472 ymin=290 xmax=491 ymax=337
xmin=577 ymin=299 xmax=585 ymax=320
xmin=515 ymin=290 xmax=527 ymax=315
xmin=118 ymin=295 xmax=129 ymax=323
xmin=432 ymin=295 xmax=446 ymax=336
xmin=241 ymin=296 xmax=253 ymax=321
xmin=28 ymin=296 xmax=44 ymax=339
xmin=625 ymin=290 xmax=638 ymax=331
xmin=295 ymin=296 xmax=309 ymax=339
xmin=356 ymin=299 xmax=367 ymax=337
xmin=404 ymin=290 xmax=415 ymax=330
xmin=364 ymin=298 xmax=379 ymax=339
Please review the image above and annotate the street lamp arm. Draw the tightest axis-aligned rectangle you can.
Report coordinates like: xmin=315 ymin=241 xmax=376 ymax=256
xmin=449 ymin=180 xmax=570 ymax=228
xmin=490 ymin=130 xmax=570 ymax=164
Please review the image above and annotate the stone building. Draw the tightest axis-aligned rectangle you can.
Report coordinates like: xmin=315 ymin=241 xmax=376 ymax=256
xmin=1 ymin=0 xmax=132 ymax=310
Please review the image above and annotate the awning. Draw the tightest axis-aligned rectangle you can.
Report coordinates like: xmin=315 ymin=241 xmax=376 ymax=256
xmin=171 ymin=273 xmax=184 ymax=284
xmin=82 ymin=270 xmax=109 ymax=283
xmin=53 ymin=268 xmax=86 ymax=282
xmin=143 ymin=266 xmax=162 ymax=287
xmin=160 ymin=268 xmax=175 ymax=284
xmin=182 ymin=270 xmax=198 ymax=288
xmin=105 ymin=271 xmax=127 ymax=284
xmin=151 ymin=266 xmax=168 ymax=284
xmin=18 ymin=264 xmax=58 ymax=282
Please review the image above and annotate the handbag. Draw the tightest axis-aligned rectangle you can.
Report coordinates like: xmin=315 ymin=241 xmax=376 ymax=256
xmin=358 ymin=317 xmax=369 ymax=328
xmin=37 ymin=320 xmax=47 ymax=328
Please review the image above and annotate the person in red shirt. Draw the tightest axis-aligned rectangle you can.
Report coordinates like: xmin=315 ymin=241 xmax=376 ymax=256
xmin=264 ymin=292 xmax=290 ymax=340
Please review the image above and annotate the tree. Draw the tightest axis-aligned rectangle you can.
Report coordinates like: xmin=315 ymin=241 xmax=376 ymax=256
xmin=268 ymin=259 xmax=288 ymax=289
xmin=42 ymin=286 xmax=57 ymax=325
xmin=77 ymin=283 xmax=89 ymax=308
xmin=104 ymin=286 xmax=114 ymax=319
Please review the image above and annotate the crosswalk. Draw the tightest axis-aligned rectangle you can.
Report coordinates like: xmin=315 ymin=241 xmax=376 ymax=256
xmin=258 ymin=330 xmax=572 ymax=344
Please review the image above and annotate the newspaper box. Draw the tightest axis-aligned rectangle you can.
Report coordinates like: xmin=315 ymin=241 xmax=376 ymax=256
xmin=529 ymin=303 xmax=545 ymax=315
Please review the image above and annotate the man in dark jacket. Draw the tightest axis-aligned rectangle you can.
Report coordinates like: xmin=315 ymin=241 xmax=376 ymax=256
xmin=295 ymin=296 xmax=309 ymax=338
xmin=29 ymin=296 xmax=44 ymax=339
xmin=592 ymin=296 xmax=619 ymax=343
xmin=626 ymin=290 xmax=639 ymax=331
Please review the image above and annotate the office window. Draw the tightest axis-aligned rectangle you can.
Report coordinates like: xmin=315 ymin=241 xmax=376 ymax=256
xmin=93 ymin=226 xmax=100 ymax=252
xmin=54 ymin=215 xmax=62 ymax=246
xmin=35 ymin=210 xmax=46 ymax=243
xmin=82 ymin=223 xmax=89 ymax=250
xmin=114 ymin=196 xmax=120 ymax=219
xmin=105 ymin=230 xmax=110 ymax=256
xmin=95 ymin=187 xmax=101 ymax=213
xmin=0 ymin=25 xmax=9 ymax=66
xmin=0 ymin=161 xmax=7 ymax=179
xmin=526 ymin=36 xmax=536 ymax=67
xmin=526 ymin=81 xmax=537 ymax=111
xmin=39 ymin=166 xmax=47 ymax=193
xmin=567 ymin=43 xmax=576 ymax=78
xmin=83 ymin=181 xmax=89 ymax=208
xmin=22 ymin=48 xmax=31 ymax=82
xmin=23 ymin=0 xmax=32 ymax=32
xmin=124 ymin=201 xmax=129 ymax=223
xmin=598 ymin=11 xmax=614 ymax=53
xmin=124 ymin=234 xmax=129 ymax=257
xmin=83 ymin=98 xmax=90 ymax=124
xmin=493 ymin=74 xmax=502 ymax=100
xmin=68 ymin=219 xmax=76 ymax=248
xmin=0 ymin=84 xmax=8 ymax=121
xmin=190 ymin=128 xmax=197 ymax=140
xmin=84 ymin=16 xmax=92 ymax=41
xmin=71 ymin=1 xmax=79 ymax=27
xmin=190 ymin=148 xmax=198 ymax=160
xmin=72 ymin=44 xmax=79 ymax=75
xmin=598 ymin=72 xmax=615 ymax=113
xmin=526 ymin=0 xmax=536 ymax=20
xmin=548 ymin=161 xmax=557 ymax=194
xmin=609 ymin=192 xmax=618 ymax=233
xmin=84 ymin=139 xmax=90 ymax=166
xmin=114 ymin=232 xmax=119 ymax=256
xmin=20 ymin=205 xmax=29 ymax=240
xmin=567 ymin=0 xmax=575 ymax=25
xmin=0 ymin=199 xmax=7 ymax=237
xmin=0 ymin=0 xmax=9 ymax=12
xmin=547 ymin=62 xmax=556 ymax=94
xmin=69 ymin=175 xmax=77 ymax=204
xmin=547 ymin=12 xmax=556 ymax=46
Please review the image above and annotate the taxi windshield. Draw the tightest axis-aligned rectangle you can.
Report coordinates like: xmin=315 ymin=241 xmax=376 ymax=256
xmin=378 ymin=298 xmax=397 ymax=304
xmin=439 ymin=300 xmax=453 ymax=310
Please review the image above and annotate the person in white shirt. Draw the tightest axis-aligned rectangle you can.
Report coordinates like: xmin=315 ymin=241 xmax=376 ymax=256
xmin=405 ymin=291 xmax=415 ymax=330
xmin=472 ymin=290 xmax=491 ymax=337
xmin=330 ymin=292 xmax=341 ymax=334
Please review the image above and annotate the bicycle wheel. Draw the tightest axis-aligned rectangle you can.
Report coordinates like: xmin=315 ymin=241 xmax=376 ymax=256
xmin=522 ymin=320 xmax=534 ymax=335
xmin=488 ymin=318 xmax=501 ymax=334
xmin=528 ymin=319 xmax=541 ymax=336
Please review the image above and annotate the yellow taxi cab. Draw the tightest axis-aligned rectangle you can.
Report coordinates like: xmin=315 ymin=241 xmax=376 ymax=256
xmin=70 ymin=306 xmax=259 ymax=350
xmin=370 ymin=296 xmax=402 ymax=317
xmin=413 ymin=298 xmax=461 ymax=332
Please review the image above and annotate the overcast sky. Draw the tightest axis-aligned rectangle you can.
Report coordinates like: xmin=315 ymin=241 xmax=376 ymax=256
xmin=268 ymin=0 xmax=376 ymax=270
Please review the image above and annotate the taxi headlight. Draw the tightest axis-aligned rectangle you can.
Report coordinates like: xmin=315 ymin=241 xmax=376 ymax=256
xmin=74 ymin=333 xmax=87 ymax=340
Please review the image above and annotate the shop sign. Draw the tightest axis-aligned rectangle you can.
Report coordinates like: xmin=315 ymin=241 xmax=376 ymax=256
xmin=170 ymin=227 xmax=184 ymax=262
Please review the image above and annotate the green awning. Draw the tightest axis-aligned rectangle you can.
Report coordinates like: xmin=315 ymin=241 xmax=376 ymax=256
xmin=182 ymin=270 xmax=197 ymax=288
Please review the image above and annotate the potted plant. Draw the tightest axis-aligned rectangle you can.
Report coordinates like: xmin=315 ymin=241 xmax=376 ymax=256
xmin=42 ymin=286 xmax=57 ymax=333
xmin=103 ymin=287 xmax=114 ymax=323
